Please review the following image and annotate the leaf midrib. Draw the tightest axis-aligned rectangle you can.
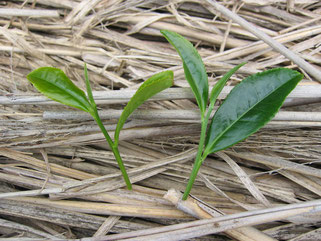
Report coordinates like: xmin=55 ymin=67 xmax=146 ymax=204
xmin=33 ymin=75 xmax=90 ymax=111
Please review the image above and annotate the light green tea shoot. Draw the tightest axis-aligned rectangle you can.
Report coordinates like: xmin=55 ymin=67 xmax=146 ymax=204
xmin=27 ymin=65 xmax=174 ymax=189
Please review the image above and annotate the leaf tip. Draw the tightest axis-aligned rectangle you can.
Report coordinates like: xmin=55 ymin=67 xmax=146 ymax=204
xmin=160 ymin=29 xmax=169 ymax=35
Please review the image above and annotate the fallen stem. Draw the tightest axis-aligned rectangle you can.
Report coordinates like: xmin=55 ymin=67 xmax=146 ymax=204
xmin=204 ymin=0 xmax=321 ymax=83
xmin=88 ymin=198 xmax=321 ymax=241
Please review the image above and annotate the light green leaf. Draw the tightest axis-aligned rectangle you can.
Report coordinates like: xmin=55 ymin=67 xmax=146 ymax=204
xmin=161 ymin=30 xmax=208 ymax=115
xmin=204 ymin=68 xmax=303 ymax=155
xmin=84 ymin=63 xmax=95 ymax=108
xmin=27 ymin=67 xmax=92 ymax=113
xmin=209 ymin=63 xmax=246 ymax=106
xmin=114 ymin=70 xmax=174 ymax=146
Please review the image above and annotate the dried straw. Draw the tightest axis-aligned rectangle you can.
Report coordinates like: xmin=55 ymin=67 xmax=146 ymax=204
xmin=1 ymin=0 xmax=321 ymax=240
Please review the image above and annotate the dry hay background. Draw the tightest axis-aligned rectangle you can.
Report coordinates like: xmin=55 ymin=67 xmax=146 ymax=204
xmin=1 ymin=0 xmax=321 ymax=240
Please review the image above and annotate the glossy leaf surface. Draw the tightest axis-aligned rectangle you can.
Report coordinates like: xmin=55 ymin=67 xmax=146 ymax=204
xmin=114 ymin=70 xmax=174 ymax=145
xmin=161 ymin=30 xmax=208 ymax=114
xmin=204 ymin=68 xmax=303 ymax=155
xmin=27 ymin=67 xmax=92 ymax=113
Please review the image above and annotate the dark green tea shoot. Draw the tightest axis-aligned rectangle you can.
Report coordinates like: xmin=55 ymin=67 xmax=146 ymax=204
xmin=161 ymin=30 xmax=303 ymax=200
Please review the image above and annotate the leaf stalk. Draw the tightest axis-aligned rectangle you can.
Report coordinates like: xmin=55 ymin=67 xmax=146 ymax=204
xmin=182 ymin=102 xmax=214 ymax=200
xmin=92 ymin=109 xmax=132 ymax=190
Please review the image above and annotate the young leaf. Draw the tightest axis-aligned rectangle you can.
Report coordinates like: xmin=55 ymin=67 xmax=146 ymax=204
xmin=209 ymin=63 xmax=246 ymax=106
xmin=114 ymin=70 xmax=174 ymax=146
xmin=84 ymin=63 xmax=95 ymax=108
xmin=161 ymin=30 xmax=208 ymax=115
xmin=27 ymin=67 xmax=92 ymax=113
xmin=204 ymin=68 xmax=303 ymax=155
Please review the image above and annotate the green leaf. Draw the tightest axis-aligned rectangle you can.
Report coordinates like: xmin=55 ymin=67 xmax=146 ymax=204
xmin=114 ymin=70 xmax=174 ymax=146
xmin=204 ymin=68 xmax=303 ymax=155
xmin=209 ymin=63 xmax=246 ymax=106
xmin=84 ymin=63 xmax=95 ymax=107
xmin=161 ymin=30 xmax=208 ymax=115
xmin=27 ymin=67 xmax=92 ymax=113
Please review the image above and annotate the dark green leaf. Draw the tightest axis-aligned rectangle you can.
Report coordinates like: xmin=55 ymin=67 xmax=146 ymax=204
xmin=27 ymin=67 xmax=92 ymax=113
xmin=161 ymin=30 xmax=208 ymax=115
xmin=204 ymin=68 xmax=303 ymax=155
xmin=114 ymin=70 xmax=174 ymax=145
xmin=209 ymin=63 xmax=246 ymax=106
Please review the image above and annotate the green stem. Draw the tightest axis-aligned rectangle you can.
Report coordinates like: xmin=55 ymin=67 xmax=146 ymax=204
xmin=182 ymin=154 xmax=207 ymax=200
xmin=91 ymin=108 xmax=132 ymax=190
xmin=182 ymin=116 xmax=208 ymax=200
xmin=182 ymin=103 xmax=216 ymax=200
xmin=84 ymin=64 xmax=131 ymax=189
xmin=195 ymin=116 xmax=207 ymax=170
xmin=111 ymin=144 xmax=132 ymax=190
